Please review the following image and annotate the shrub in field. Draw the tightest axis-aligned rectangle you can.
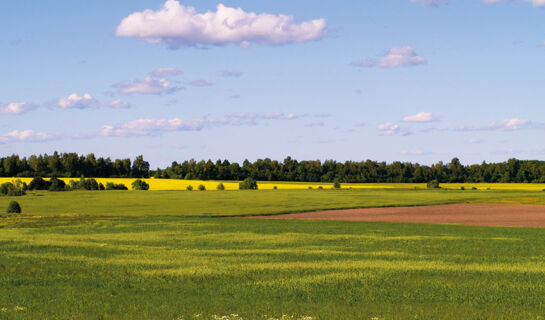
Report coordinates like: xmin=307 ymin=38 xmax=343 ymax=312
xmin=460 ymin=186 xmax=465 ymax=190
xmin=273 ymin=186 xmax=278 ymax=190
xmin=198 ymin=184 xmax=206 ymax=191
xmin=472 ymin=187 xmax=478 ymax=190
xmin=106 ymin=182 xmax=128 ymax=190
xmin=69 ymin=178 xmax=100 ymax=191
xmin=308 ymin=186 xmax=313 ymax=190
xmin=186 ymin=185 xmax=193 ymax=191
xmin=28 ymin=177 xmax=50 ymax=190
xmin=427 ymin=180 xmax=441 ymax=189
xmin=98 ymin=183 xmax=105 ymax=191
xmin=0 ymin=182 xmax=25 ymax=196
xmin=6 ymin=201 xmax=21 ymax=214
xmin=239 ymin=177 xmax=258 ymax=190
xmin=48 ymin=177 xmax=66 ymax=192
xmin=333 ymin=180 xmax=341 ymax=189
xmin=132 ymin=179 xmax=149 ymax=190
xmin=318 ymin=186 xmax=324 ymax=190
xmin=217 ymin=183 xmax=225 ymax=190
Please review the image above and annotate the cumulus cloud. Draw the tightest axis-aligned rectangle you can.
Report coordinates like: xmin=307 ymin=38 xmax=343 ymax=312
xmin=150 ymin=67 xmax=182 ymax=77
xmin=115 ymin=1 xmax=327 ymax=48
xmin=113 ymin=77 xmax=182 ymax=95
xmin=222 ymin=70 xmax=243 ymax=77
xmin=353 ymin=47 xmax=427 ymax=69
xmin=58 ymin=93 xmax=99 ymax=109
xmin=482 ymin=0 xmax=545 ymax=7
xmin=0 ymin=130 xmax=56 ymax=143
xmin=0 ymin=102 xmax=37 ymax=115
xmin=57 ymin=93 xmax=130 ymax=109
xmin=188 ymin=80 xmax=213 ymax=87
xmin=403 ymin=112 xmax=436 ymax=123
xmin=100 ymin=112 xmax=305 ymax=137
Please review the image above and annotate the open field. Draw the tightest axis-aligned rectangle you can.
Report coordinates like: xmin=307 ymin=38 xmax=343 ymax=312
xmin=3 ymin=189 xmax=545 ymax=319
xmin=3 ymin=189 xmax=545 ymax=222
xmin=4 ymin=216 xmax=545 ymax=319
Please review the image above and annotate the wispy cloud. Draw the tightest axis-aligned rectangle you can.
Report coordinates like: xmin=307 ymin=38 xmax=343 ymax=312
xmin=482 ymin=0 xmax=545 ymax=8
xmin=378 ymin=122 xmax=402 ymax=135
xmin=57 ymin=93 xmax=130 ymax=109
xmin=115 ymin=1 xmax=327 ymax=48
xmin=150 ymin=67 xmax=182 ymax=77
xmin=113 ymin=77 xmax=183 ymax=95
xmin=0 ymin=130 xmax=57 ymax=143
xmin=353 ymin=47 xmax=427 ymax=69
xmin=222 ymin=70 xmax=243 ymax=78
xmin=188 ymin=80 xmax=213 ymax=87
xmin=0 ymin=102 xmax=37 ymax=115
xmin=408 ymin=0 xmax=448 ymax=6
xmin=456 ymin=118 xmax=532 ymax=132
xmin=100 ymin=112 xmax=306 ymax=137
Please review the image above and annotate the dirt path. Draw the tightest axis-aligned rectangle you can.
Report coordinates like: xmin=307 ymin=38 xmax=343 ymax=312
xmin=251 ymin=203 xmax=545 ymax=228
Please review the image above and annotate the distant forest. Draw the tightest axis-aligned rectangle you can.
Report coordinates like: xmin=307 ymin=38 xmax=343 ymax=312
xmin=1 ymin=152 xmax=545 ymax=183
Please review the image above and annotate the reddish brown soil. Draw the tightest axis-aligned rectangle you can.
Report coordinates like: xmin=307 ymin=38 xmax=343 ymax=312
xmin=251 ymin=203 xmax=545 ymax=228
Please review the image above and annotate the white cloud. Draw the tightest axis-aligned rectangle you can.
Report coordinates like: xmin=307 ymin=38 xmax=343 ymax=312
xmin=115 ymin=1 xmax=327 ymax=48
xmin=0 ymin=130 xmax=56 ymax=143
xmin=353 ymin=46 xmax=427 ymax=69
xmin=188 ymin=80 xmax=213 ymax=87
xmin=403 ymin=112 xmax=436 ymax=123
xmin=483 ymin=0 xmax=545 ymax=7
xmin=0 ymin=102 xmax=37 ymax=115
xmin=114 ymin=77 xmax=182 ymax=95
xmin=58 ymin=93 xmax=99 ymax=109
xmin=57 ymin=93 xmax=130 ymax=109
xmin=150 ymin=67 xmax=182 ymax=77
xmin=222 ymin=70 xmax=243 ymax=77
xmin=489 ymin=118 xmax=530 ymax=131
xmin=101 ymin=112 xmax=305 ymax=137
xmin=378 ymin=122 xmax=401 ymax=135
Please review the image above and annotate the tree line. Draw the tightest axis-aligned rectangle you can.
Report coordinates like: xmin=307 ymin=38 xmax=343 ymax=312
xmin=2 ymin=152 xmax=545 ymax=183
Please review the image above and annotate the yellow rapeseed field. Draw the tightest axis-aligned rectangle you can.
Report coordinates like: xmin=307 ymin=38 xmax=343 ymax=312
xmin=1 ymin=177 xmax=545 ymax=191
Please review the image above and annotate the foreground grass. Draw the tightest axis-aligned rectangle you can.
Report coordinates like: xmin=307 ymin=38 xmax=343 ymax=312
xmin=2 ymin=189 xmax=545 ymax=221
xmin=2 ymin=217 xmax=545 ymax=319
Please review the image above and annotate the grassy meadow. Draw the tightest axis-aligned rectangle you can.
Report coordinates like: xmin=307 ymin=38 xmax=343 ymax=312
xmin=3 ymin=187 xmax=545 ymax=319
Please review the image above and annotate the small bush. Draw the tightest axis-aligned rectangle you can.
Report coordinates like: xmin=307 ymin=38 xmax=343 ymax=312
xmin=333 ymin=180 xmax=341 ymax=189
xmin=308 ymin=186 xmax=313 ymax=190
xmin=0 ymin=182 xmax=25 ymax=196
xmin=48 ymin=177 xmax=66 ymax=192
xmin=132 ymin=179 xmax=150 ymax=190
xmin=460 ymin=186 xmax=465 ymax=190
xmin=28 ymin=177 xmax=50 ymax=190
xmin=186 ymin=185 xmax=193 ymax=191
xmin=239 ymin=177 xmax=258 ymax=190
xmin=318 ymin=186 xmax=324 ymax=190
xmin=217 ymin=183 xmax=225 ymax=191
xmin=426 ymin=180 xmax=441 ymax=189
xmin=198 ymin=184 xmax=206 ymax=191
xmin=106 ymin=182 xmax=128 ymax=190
xmin=69 ymin=178 xmax=100 ymax=191
xmin=472 ymin=187 xmax=478 ymax=190
xmin=273 ymin=186 xmax=278 ymax=190
xmin=98 ymin=183 xmax=105 ymax=191
xmin=7 ymin=201 xmax=21 ymax=214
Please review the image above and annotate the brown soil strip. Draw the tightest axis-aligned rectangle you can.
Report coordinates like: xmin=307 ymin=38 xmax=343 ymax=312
xmin=251 ymin=204 xmax=545 ymax=228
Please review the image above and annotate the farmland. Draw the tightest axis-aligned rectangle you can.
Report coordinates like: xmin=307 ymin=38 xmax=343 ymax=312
xmin=3 ymin=187 xmax=545 ymax=319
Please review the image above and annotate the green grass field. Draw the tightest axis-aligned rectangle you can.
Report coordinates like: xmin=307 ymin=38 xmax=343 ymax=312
xmin=3 ymin=189 xmax=545 ymax=319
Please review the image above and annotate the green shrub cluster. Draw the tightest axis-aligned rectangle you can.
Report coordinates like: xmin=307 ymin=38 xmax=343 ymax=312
xmin=105 ymin=182 xmax=128 ymax=190
xmin=239 ymin=177 xmax=258 ymax=190
xmin=131 ymin=179 xmax=149 ymax=190
xmin=198 ymin=184 xmax=206 ymax=191
xmin=6 ymin=201 xmax=21 ymax=214
xmin=0 ymin=181 xmax=26 ymax=196
xmin=69 ymin=178 xmax=101 ymax=191
xmin=217 ymin=183 xmax=225 ymax=190
xmin=427 ymin=180 xmax=441 ymax=189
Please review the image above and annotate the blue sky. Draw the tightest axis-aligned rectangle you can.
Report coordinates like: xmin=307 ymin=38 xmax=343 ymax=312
xmin=1 ymin=0 xmax=544 ymax=167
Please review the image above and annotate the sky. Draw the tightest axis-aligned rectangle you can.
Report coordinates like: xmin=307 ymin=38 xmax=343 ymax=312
xmin=1 ymin=0 xmax=544 ymax=168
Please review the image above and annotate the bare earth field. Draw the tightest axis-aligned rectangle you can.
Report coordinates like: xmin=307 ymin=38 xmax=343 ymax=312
xmin=253 ymin=203 xmax=545 ymax=228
